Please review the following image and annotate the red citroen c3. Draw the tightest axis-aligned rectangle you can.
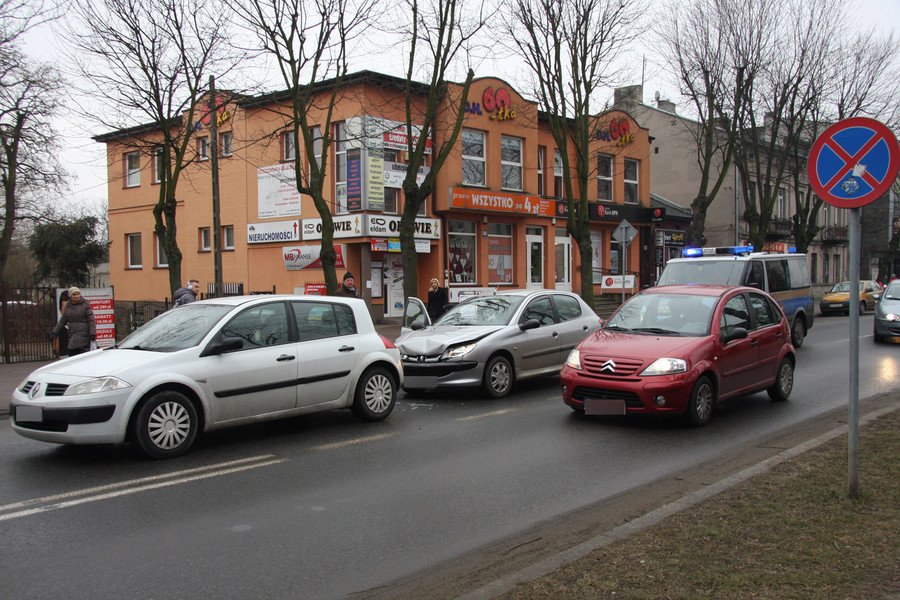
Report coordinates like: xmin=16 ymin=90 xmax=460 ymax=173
xmin=560 ymin=285 xmax=796 ymax=426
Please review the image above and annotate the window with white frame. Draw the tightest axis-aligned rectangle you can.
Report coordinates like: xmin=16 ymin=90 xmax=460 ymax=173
xmin=537 ymin=146 xmax=545 ymax=196
xmin=487 ymin=223 xmax=514 ymax=284
xmin=334 ymin=122 xmax=348 ymax=213
xmin=152 ymin=147 xmax=163 ymax=184
xmin=462 ymin=129 xmax=486 ymax=186
xmin=199 ymin=227 xmax=211 ymax=252
xmin=553 ymin=149 xmax=563 ymax=197
xmin=198 ymin=136 xmax=209 ymax=161
xmin=383 ymin=148 xmax=399 ymax=213
xmin=597 ymin=154 xmax=613 ymax=201
xmin=125 ymin=151 xmax=141 ymax=187
xmin=500 ymin=136 xmax=523 ymax=191
xmin=778 ymin=187 xmax=786 ymax=218
xmin=221 ymin=131 xmax=233 ymax=157
xmin=223 ymin=225 xmax=234 ymax=250
xmin=126 ymin=233 xmax=142 ymax=268
xmin=155 ymin=235 xmax=168 ymax=268
xmin=624 ymin=158 xmax=639 ymax=204
xmin=310 ymin=126 xmax=322 ymax=178
xmin=282 ymin=131 xmax=296 ymax=161
xmin=448 ymin=221 xmax=477 ymax=284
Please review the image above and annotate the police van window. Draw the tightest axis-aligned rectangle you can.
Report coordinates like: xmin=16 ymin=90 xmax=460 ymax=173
xmin=765 ymin=260 xmax=790 ymax=293
xmin=787 ymin=257 xmax=810 ymax=288
xmin=746 ymin=261 xmax=765 ymax=289
xmin=748 ymin=293 xmax=777 ymax=327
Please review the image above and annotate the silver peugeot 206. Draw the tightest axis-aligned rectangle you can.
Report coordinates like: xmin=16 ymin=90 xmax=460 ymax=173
xmin=397 ymin=290 xmax=602 ymax=398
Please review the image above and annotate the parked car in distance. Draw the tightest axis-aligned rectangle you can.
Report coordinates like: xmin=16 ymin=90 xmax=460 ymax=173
xmin=873 ymin=280 xmax=900 ymax=343
xmin=561 ymin=285 xmax=796 ymax=426
xmin=398 ymin=290 xmax=602 ymax=398
xmin=11 ymin=295 xmax=402 ymax=458
xmin=819 ymin=280 xmax=881 ymax=316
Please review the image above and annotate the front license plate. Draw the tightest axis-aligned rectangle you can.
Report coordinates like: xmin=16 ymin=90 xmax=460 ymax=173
xmin=16 ymin=405 xmax=43 ymax=422
xmin=584 ymin=399 xmax=626 ymax=416
xmin=830 ymin=303 xmax=842 ymax=308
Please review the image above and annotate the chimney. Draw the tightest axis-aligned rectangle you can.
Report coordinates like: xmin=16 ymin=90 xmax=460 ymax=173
xmin=613 ymin=85 xmax=643 ymax=110
xmin=657 ymin=99 xmax=677 ymax=113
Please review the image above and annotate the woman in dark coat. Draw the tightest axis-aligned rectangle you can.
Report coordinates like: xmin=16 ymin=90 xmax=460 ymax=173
xmin=52 ymin=287 xmax=96 ymax=356
xmin=427 ymin=278 xmax=448 ymax=321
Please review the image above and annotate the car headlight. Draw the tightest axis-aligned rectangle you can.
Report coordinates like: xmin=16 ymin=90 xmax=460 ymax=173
xmin=441 ymin=342 xmax=476 ymax=360
xmin=565 ymin=348 xmax=582 ymax=370
xmin=883 ymin=313 xmax=899 ymax=321
xmin=640 ymin=358 xmax=687 ymax=376
xmin=64 ymin=377 xmax=132 ymax=396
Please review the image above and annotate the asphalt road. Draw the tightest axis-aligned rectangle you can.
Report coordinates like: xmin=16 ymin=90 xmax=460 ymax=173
xmin=0 ymin=313 xmax=897 ymax=599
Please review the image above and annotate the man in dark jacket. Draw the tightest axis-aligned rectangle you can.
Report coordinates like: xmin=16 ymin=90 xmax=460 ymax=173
xmin=173 ymin=279 xmax=200 ymax=306
xmin=334 ymin=272 xmax=359 ymax=298
xmin=51 ymin=287 xmax=96 ymax=356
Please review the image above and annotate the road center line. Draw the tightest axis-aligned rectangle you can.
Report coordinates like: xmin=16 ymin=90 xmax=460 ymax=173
xmin=311 ymin=433 xmax=393 ymax=451
xmin=456 ymin=409 xmax=514 ymax=422
xmin=0 ymin=454 xmax=280 ymax=515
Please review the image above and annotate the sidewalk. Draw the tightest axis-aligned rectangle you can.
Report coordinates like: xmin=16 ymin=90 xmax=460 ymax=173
xmin=0 ymin=321 xmax=404 ymax=417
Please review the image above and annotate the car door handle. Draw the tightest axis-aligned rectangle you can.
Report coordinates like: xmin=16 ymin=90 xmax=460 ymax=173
xmin=750 ymin=340 xmax=759 ymax=347
xmin=276 ymin=354 xmax=296 ymax=362
xmin=339 ymin=345 xmax=355 ymax=352
xmin=583 ymin=325 xmax=589 ymax=331
xmin=552 ymin=331 xmax=559 ymax=337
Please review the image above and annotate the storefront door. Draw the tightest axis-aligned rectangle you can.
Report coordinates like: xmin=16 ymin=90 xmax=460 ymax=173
xmin=526 ymin=227 xmax=544 ymax=289
xmin=555 ymin=229 xmax=571 ymax=291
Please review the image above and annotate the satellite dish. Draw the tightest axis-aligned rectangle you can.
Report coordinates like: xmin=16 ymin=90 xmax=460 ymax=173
xmin=654 ymin=90 xmax=661 ymax=101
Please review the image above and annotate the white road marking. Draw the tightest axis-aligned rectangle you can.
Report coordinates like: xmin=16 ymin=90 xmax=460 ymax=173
xmin=0 ymin=455 xmax=284 ymax=522
xmin=310 ymin=433 xmax=393 ymax=451
xmin=456 ymin=409 xmax=514 ymax=422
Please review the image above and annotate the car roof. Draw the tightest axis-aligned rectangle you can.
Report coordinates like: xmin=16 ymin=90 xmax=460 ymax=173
xmin=193 ymin=294 xmax=364 ymax=307
xmin=642 ymin=284 xmax=746 ymax=298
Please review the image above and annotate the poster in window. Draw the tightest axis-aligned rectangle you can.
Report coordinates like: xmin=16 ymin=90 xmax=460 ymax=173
xmin=448 ymin=235 xmax=476 ymax=283
xmin=488 ymin=236 xmax=513 ymax=283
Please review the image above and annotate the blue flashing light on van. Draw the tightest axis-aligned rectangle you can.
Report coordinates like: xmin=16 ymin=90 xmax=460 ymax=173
xmin=682 ymin=246 xmax=754 ymax=257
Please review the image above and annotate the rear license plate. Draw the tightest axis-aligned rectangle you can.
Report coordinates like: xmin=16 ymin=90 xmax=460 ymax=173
xmin=16 ymin=405 xmax=43 ymax=422
xmin=584 ymin=399 xmax=626 ymax=416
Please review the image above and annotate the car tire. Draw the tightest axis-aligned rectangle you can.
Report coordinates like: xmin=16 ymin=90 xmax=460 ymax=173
xmin=483 ymin=354 xmax=514 ymax=398
xmin=684 ymin=375 xmax=714 ymax=427
xmin=351 ymin=367 xmax=396 ymax=421
xmin=791 ymin=318 xmax=805 ymax=348
xmin=132 ymin=390 xmax=199 ymax=459
xmin=874 ymin=327 xmax=885 ymax=343
xmin=859 ymin=301 xmax=867 ymax=315
xmin=767 ymin=358 xmax=794 ymax=402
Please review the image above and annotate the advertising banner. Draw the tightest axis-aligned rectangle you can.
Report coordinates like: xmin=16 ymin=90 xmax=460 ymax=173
xmin=247 ymin=220 xmax=300 ymax=244
xmin=367 ymin=156 xmax=385 ymax=211
xmin=451 ymin=187 xmax=554 ymax=217
xmin=57 ymin=287 xmax=116 ymax=348
xmin=257 ymin=164 xmax=300 ymax=219
xmin=347 ymin=148 xmax=362 ymax=211
xmin=283 ymin=244 xmax=347 ymax=270
xmin=600 ymin=275 xmax=636 ymax=290
xmin=302 ymin=214 xmax=363 ymax=240
xmin=364 ymin=215 xmax=441 ymax=239
xmin=383 ymin=161 xmax=429 ymax=188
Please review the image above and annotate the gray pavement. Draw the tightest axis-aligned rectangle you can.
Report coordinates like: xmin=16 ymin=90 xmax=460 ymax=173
xmin=0 ymin=321 xmax=404 ymax=417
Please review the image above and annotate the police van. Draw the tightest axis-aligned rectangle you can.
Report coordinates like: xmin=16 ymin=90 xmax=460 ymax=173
xmin=658 ymin=246 xmax=814 ymax=347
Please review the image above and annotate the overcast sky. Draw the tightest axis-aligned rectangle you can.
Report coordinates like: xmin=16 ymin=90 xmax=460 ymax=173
xmin=20 ymin=0 xmax=900 ymax=212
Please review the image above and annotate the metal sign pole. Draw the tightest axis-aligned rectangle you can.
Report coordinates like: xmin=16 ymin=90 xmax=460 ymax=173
xmin=621 ymin=238 xmax=626 ymax=306
xmin=848 ymin=207 xmax=860 ymax=499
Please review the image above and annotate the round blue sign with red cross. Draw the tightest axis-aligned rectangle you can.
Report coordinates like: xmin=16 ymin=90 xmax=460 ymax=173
xmin=807 ymin=117 xmax=900 ymax=209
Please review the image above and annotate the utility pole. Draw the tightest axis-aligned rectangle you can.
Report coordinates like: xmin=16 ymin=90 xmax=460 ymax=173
xmin=209 ymin=75 xmax=223 ymax=297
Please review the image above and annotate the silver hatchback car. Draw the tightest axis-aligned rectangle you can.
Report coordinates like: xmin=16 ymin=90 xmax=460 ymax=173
xmin=398 ymin=290 xmax=602 ymax=398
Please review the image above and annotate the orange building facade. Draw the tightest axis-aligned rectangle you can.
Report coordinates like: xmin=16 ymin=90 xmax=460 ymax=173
xmin=99 ymin=72 xmax=656 ymax=319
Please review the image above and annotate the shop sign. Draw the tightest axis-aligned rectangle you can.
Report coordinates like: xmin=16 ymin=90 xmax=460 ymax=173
xmin=600 ymin=275 xmax=636 ymax=289
xmin=347 ymin=148 xmax=362 ymax=211
xmin=451 ymin=187 xmax=554 ymax=217
xmin=662 ymin=230 xmax=686 ymax=246
xmin=763 ymin=241 xmax=789 ymax=253
xmin=247 ymin=220 xmax=300 ymax=244
xmin=283 ymin=244 xmax=346 ymax=270
xmin=387 ymin=239 xmax=401 ymax=252
xmin=383 ymin=126 xmax=432 ymax=154
xmin=257 ymin=164 xmax=301 ymax=219
xmin=651 ymin=207 xmax=665 ymax=222
xmin=191 ymin=95 xmax=231 ymax=132
xmin=59 ymin=287 xmax=116 ymax=348
xmin=364 ymin=215 xmax=441 ymax=239
xmin=371 ymin=238 xmax=388 ymax=252
xmin=383 ymin=161 xmax=429 ymax=188
xmin=587 ymin=202 xmax=649 ymax=223
xmin=302 ymin=214 xmax=363 ymax=240
xmin=595 ymin=117 xmax=635 ymax=147
xmin=467 ymin=86 xmax=517 ymax=121
xmin=304 ymin=282 xmax=327 ymax=295
xmin=448 ymin=287 xmax=496 ymax=303
xmin=367 ymin=156 xmax=384 ymax=211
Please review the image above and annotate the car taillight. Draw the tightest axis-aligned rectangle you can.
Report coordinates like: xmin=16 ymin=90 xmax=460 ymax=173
xmin=380 ymin=335 xmax=396 ymax=349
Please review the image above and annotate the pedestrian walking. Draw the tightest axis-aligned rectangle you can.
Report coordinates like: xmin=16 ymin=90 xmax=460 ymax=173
xmin=427 ymin=277 xmax=448 ymax=320
xmin=173 ymin=279 xmax=201 ymax=306
xmin=50 ymin=287 xmax=96 ymax=356
xmin=334 ymin=272 xmax=359 ymax=298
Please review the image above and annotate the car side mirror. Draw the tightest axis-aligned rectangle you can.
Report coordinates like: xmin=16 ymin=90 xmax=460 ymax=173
xmin=410 ymin=321 xmax=426 ymax=331
xmin=519 ymin=318 xmax=541 ymax=331
xmin=720 ymin=327 xmax=748 ymax=344
xmin=873 ymin=293 xmax=882 ymax=300
xmin=201 ymin=336 xmax=244 ymax=357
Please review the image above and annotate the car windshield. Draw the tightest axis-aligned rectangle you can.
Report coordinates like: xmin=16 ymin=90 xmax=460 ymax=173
xmin=434 ymin=295 xmax=526 ymax=326
xmin=605 ymin=293 xmax=717 ymax=336
xmin=657 ymin=260 xmax=744 ymax=285
xmin=885 ymin=283 xmax=900 ymax=299
xmin=829 ymin=282 xmax=860 ymax=293
xmin=118 ymin=303 xmax=234 ymax=352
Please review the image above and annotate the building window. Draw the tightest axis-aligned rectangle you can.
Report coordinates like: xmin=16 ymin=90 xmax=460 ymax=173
xmin=823 ymin=253 xmax=830 ymax=282
xmin=155 ymin=235 xmax=168 ymax=268
xmin=537 ymin=146 xmax=546 ymax=196
xmin=624 ymin=158 xmax=639 ymax=204
xmin=199 ymin=227 xmax=211 ymax=252
xmin=334 ymin=122 xmax=348 ymax=214
xmin=223 ymin=225 xmax=234 ymax=250
xmin=597 ymin=154 xmax=613 ymax=201
xmin=221 ymin=131 xmax=233 ymax=157
xmin=383 ymin=188 xmax=399 ymax=214
xmin=500 ymin=136 xmax=523 ymax=191
xmin=448 ymin=220 xmax=477 ymax=284
xmin=282 ymin=131 xmax=296 ymax=161
xmin=778 ymin=187 xmax=787 ymax=218
xmin=553 ymin=149 xmax=563 ymax=197
xmin=487 ymin=223 xmax=514 ymax=284
xmin=309 ymin=126 xmax=322 ymax=178
xmin=125 ymin=151 xmax=141 ymax=188
xmin=126 ymin=233 xmax=142 ymax=268
xmin=810 ymin=252 xmax=818 ymax=283
xmin=462 ymin=129 xmax=486 ymax=186
xmin=152 ymin=146 xmax=164 ymax=184
xmin=198 ymin=136 xmax=209 ymax=161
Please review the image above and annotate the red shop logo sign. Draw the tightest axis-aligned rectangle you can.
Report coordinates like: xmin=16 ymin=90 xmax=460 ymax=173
xmin=595 ymin=117 xmax=635 ymax=147
xmin=466 ymin=87 xmax=517 ymax=121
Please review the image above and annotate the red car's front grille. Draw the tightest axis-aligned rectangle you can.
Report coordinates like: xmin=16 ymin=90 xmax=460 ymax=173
xmin=581 ymin=356 xmax=644 ymax=377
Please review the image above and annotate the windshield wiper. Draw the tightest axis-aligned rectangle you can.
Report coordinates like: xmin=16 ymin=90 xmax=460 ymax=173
xmin=632 ymin=327 xmax=680 ymax=335
xmin=603 ymin=324 xmax=629 ymax=331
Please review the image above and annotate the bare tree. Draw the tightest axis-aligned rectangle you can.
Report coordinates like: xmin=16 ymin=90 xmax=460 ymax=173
xmin=505 ymin=0 xmax=643 ymax=304
xmin=235 ymin=0 xmax=377 ymax=295
xmin=0 ymin=0 xmax=55 ymax=50
xmin=66 ymin=0 xmax=232 ymax=295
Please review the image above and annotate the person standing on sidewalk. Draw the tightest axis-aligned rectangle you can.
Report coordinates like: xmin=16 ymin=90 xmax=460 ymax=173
xmin=334 ymin=272 xmax=359 ymax=298
xmin=173 ymin=279 xmax=201 ymax=307
xmin=50 ymin=287 xmax=96 ymax=356
xmin=427 ymin=277 xmax=448 ymax=320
